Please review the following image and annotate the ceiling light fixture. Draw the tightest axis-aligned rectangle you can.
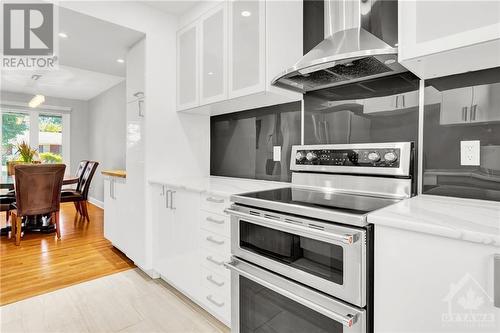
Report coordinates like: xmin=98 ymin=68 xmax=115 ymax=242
xmin=117 ymin=58 xmax=125 ymax=64
xmin=29 ymin=94 xmax=45 ymax=108
xmin=241 ymin=11 xmax=251 ymax=17
xmin=58 ymin=32 xmax=68 ymax=38
xmin=207 ymin=71 xmax=214 ymax=76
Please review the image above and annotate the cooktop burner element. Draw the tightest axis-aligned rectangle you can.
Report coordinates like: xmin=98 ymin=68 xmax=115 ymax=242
xmin=239 ymin=187 xmax=400 ymax=214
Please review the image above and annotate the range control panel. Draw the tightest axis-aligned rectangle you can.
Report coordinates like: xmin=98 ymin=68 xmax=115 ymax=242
xmin=294 ymin=148 xmax=401 ymax=168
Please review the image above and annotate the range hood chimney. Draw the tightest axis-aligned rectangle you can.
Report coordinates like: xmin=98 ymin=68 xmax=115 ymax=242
xmin=272 ymin=0 xmax=407 ymax=93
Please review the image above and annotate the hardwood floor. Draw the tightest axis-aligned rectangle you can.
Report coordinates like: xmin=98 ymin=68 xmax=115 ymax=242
xmin=0 ymin=203 xmax=135 ymax=306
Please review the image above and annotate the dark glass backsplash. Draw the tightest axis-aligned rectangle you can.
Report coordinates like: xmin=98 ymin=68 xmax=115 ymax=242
xmin=210 ymin=102 xmax=301 ymax=182
xmin=423 ymin=67 xmax=500 ymax=201
xmin=303 ymin=73 xmax=420 ymax=180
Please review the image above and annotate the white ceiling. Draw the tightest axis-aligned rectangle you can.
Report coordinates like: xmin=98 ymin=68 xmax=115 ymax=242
xmin=1 ymin=66 xmax=125 ymax=101
xmin=142 ymin=1 xmax=199 ymax=15
xmin=1 ymin=6 xmax=144 ymax=101
xmin=58 ymin=7 xmax=145 ymax=77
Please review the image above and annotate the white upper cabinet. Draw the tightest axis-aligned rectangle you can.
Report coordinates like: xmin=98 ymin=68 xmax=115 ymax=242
xmin=176 ymin=0 xmax=302 ymax=115
xmin=440 ymin=87 xmax=473 ymax=125
xmin=177 ymin=22 xmax=199 ymax=110
xmin=200 ymin=3 xmax=227 ymax=104
xmin=363 ymin=90 xmax=419 ymax=114
xmin=126 ymin=39 xmax=145 ymax=104
xmin=399 ymin=0 xmax=500 ymax=79
xmin=228 ymin=0 xmax=265 ymax=98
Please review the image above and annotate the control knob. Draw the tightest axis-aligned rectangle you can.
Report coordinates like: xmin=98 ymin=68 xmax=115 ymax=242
xmin=306 ymin=152 xmax=318 ymax=161
xmin=367 ymin=151 xmax=381 ymax=162
xmin=295 ymin=151 xmax=306 ymax=161
xmin=384 ymin=151 xmax=398 ymax=163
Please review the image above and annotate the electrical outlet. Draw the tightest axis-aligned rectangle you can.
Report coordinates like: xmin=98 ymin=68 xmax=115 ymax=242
xmin=460 ymin=140 xmax=480 ymax=166
xmin=273 ymin=146 xmax=281 ymax=162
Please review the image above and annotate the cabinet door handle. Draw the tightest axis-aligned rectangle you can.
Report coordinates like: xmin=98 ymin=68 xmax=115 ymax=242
xmin=462 ymin=106 xmax=468 ymax=121
xmin=206 ymin=295 xmax=224 ymax=307
xmin=165 ymin=190 xmax=171 ymax=209
xmin=170 ymin=190 xmax=176 ymax=210
xmin=206 ymin=236 xmax=224 ymax=245
xmin=206 ymin=217 xmax=225 ymax=225
xmin=206 ymin=256 xmax=224 ymax=266
xmin=206 ymin=275 xmax=225 ymax=287
xmin=495 ymin=254 xmax=500 ymax=308
xmin=395 ymin=95 xmax=399 ymax=108
xmin=471 ymin=104 xmax=477 ymax=121
xmin=138 ymin=99 xmax=145 ymax=117
xmin=206 ymin=197 xmax=224 ymax=204
xmin=402 ymin=95 xmax=406 ymax=108
xmin=110 ymin=179 xmax=116 ymax=200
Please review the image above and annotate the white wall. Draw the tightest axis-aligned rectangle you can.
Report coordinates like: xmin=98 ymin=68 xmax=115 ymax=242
xmin=58 ymin=1 xmax=210 ymax=270
xmin=87 ymin=81 xmax=127 ymax=202
xmin=0 ymin=90 xmax=89 ymax=175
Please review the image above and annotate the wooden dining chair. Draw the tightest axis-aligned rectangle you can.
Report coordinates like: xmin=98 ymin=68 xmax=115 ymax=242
xmin=61 ymin=161 xmax=99 ymax=221
xmin=10 ymin=164 xmax=66 ymax=246
xmin=63 ymin=160 xmax=88 ymax=214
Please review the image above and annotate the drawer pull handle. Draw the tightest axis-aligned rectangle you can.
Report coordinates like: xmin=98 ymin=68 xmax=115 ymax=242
xmin=206 ymin=295 xmax=224 ymax=307
xmin=206 ymin=275 xmax=225 ymax=287
xmin=206 ymin=236 xmax=225 ymax=245
xmin=206 ymin=256 xmax=224 ymax=266
xmin=206 ymin=217 xmax=225 ymax=225
xmin=206 ymin=197 xmax=224 ymax=204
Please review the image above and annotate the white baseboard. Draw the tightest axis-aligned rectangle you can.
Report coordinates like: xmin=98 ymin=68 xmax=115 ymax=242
xmin=88 ymin=196 xmax=104 ymax=209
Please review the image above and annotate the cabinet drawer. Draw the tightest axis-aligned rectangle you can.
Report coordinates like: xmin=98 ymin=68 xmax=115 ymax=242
xmin=200 ymin=276 xmax=230 ymax=324
xmin=201 ymin=267 xmax=230 ymax=300
xmin=200 ymin=193 xmax=229 ymax=214
xmin=200 ymin=230 xmax=230 ymax=255
xmin=200 ymin=248 xmax=231 ymax=279
xmin=200 ymin=211 xmax=230 ymax=237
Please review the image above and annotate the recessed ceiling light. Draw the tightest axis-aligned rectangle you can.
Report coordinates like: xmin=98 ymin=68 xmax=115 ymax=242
xmin=117 ymin=58 xmax=125 ymax=64
xmin=29 ymin=94 xmax=45 ymax=108
xmin=58 ymin=32 xmax=68 ymax=38
xmin=207 ymin=71 xmax=214 ymax=76
xmin=241 ymin=11 xmax=251 ymax=17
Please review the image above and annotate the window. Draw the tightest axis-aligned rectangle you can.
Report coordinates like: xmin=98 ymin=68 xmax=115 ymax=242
xmin=38 ymin=114 xmax=63 ymax=164
xmin=1 ymin=108 xmax=70 ymax=175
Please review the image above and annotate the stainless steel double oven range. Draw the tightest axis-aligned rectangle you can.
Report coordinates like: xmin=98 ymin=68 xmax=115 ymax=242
xmin=225 ymin=142 xmax=415 ymax=333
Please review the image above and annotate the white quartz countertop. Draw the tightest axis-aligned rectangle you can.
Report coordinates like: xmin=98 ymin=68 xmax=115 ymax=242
xmin=148 ymin=176 xmax=289 ymax=197
xmin=368 ymin=195 xmax=500 ymax=246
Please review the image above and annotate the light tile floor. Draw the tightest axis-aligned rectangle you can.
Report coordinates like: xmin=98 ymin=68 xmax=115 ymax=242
xmin=0 ymin=269 xmax=229 ymax=333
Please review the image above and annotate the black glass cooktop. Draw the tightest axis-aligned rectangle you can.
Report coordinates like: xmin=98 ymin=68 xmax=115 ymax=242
xmin=237 ymin=187 xmax=400 ymax=215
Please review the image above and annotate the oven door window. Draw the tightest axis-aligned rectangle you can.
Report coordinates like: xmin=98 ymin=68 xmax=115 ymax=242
xmin=240 ymin=221 xmax=343 ymax=284
xmin=240 ymin=276 xmax=343 ymax=333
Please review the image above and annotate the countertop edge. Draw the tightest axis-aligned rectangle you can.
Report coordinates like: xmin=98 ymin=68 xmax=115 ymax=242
xmin=368 ymin=195 xmax=500 ymax=247
xmin=101 ymin=170 xmax=127 ymax=178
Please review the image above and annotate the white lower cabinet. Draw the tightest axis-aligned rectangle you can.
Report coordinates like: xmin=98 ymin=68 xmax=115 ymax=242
xmin=374 ymin=225 xmax=500 ymax=332
xmin=103 ymin=177 xmax=128 ymax=254
xmin=153 ymin=185 xmax=201 ymax=300
xmin=152 ymin=185 xmax=232 ymax=327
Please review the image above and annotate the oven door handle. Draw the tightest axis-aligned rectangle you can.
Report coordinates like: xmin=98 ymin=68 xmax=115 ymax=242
xmin=225 ymin=259 xmax=359 ymax=328
xmin=224 ymin=209 xmax=358 ymax=245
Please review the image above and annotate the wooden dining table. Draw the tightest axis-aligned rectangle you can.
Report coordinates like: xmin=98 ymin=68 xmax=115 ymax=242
xmin=0 ymin=173 xmax=79 ymax=192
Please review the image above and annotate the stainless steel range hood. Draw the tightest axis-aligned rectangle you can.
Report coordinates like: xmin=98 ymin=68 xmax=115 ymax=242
xmin=272 ymin=0 xmax=407 ymax=93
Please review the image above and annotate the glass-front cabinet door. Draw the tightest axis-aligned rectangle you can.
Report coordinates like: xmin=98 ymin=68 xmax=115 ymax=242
xmin=177 ymin=22 xmax=199 ymax=110
xmin=228 ymin=0 xmax=266 ymax=98
xmin=200 ymin=2 xmax=227 ymax=104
